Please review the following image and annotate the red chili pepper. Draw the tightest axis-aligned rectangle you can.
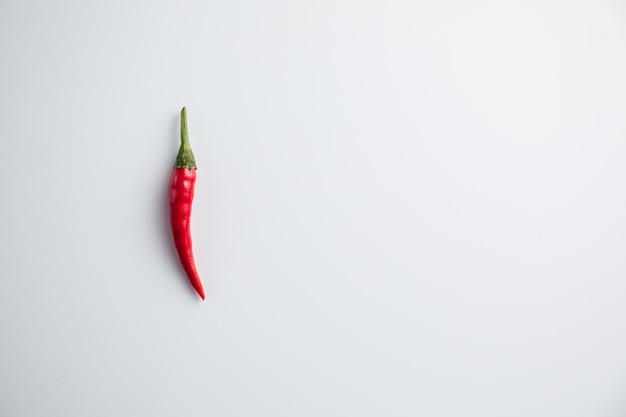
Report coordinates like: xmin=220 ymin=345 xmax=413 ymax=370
xmin=169 ymin=107 xmax=205 ymax=300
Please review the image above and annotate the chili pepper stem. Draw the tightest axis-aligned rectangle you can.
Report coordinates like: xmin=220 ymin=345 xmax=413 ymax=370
xmin=175 ymin=107 xmax=197 ymax=169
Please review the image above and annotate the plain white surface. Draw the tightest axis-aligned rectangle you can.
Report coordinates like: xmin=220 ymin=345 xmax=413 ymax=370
xmin=2 ymin=0 xmax=626 ymax=415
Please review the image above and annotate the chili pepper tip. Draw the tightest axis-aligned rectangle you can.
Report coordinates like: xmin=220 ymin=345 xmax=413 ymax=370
xmin=196 ymin=287 xmax=205 ymax=300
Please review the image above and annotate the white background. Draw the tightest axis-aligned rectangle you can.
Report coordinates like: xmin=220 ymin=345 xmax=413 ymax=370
xmin=1 ymin=0 xmax=626 ymax=416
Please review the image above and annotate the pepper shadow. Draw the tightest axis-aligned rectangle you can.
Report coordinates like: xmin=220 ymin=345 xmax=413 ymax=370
xmin=157 ymin=112 xmax=200 ymax=301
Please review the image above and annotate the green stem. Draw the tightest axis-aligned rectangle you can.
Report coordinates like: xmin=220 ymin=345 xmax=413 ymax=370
xmin=175 ymin=107 xmax=197 ymax=169
xmin=180 ymin=107 xmax=189 ymax=148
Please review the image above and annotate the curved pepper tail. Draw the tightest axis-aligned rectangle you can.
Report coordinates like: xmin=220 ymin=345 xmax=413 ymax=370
xmin=195 ymin=284 xmax=205 ymax=300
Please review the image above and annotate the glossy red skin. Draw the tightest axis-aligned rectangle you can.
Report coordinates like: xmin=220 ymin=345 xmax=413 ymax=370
xmin=169 ymin=167 xmax=205 ymax=299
